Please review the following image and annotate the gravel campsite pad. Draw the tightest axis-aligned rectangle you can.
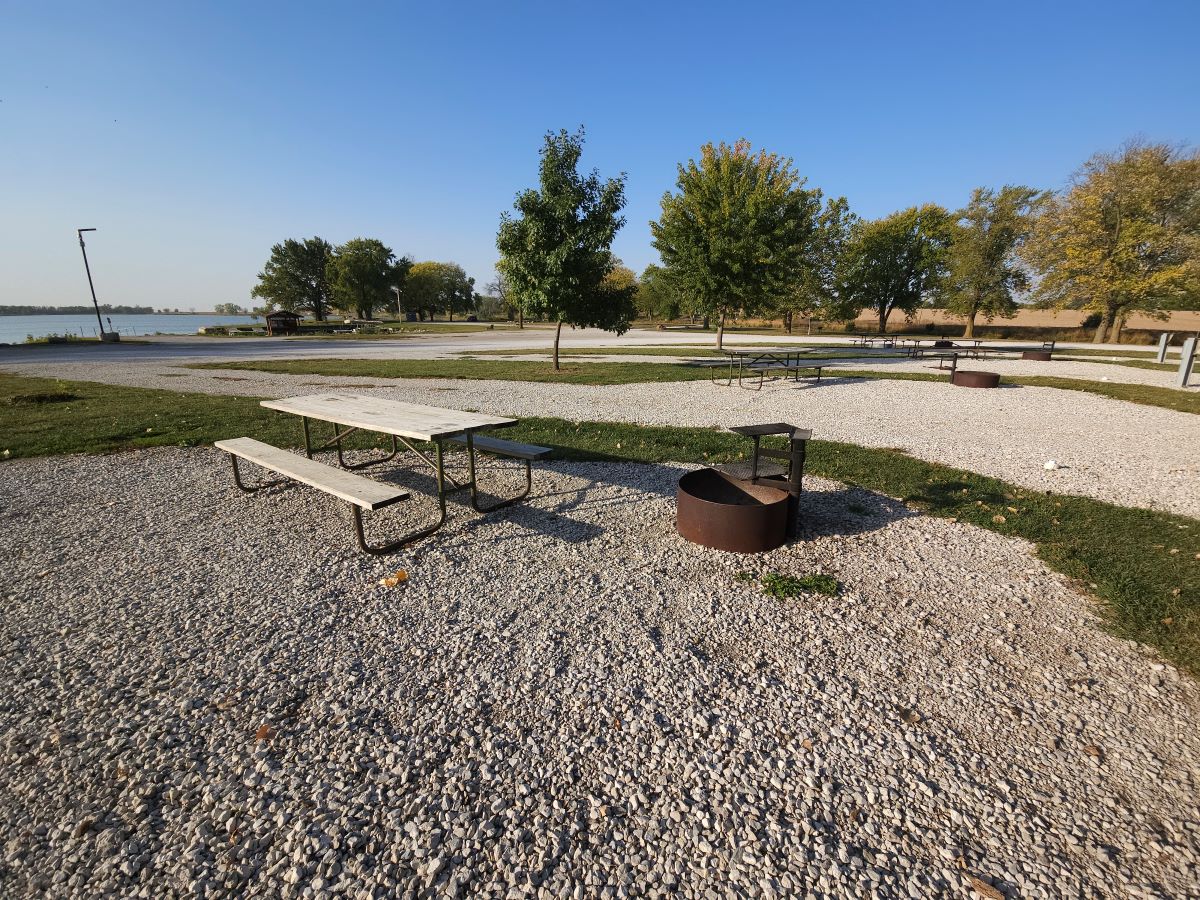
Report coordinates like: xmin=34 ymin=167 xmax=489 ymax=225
xmin=1 ymin=449 xmax=1198 ymax=898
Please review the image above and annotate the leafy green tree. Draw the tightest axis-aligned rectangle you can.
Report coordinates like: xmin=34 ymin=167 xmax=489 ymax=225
xmin=496 ymin=128 xmax=634 ymax=369
xmin=945 ymin=186 xmax=1046 ymax=337
xmin=486 ymin=273 xmax=522 ymax=327
xmin=829 ymin=204 xmax=954 ymax=333
xmin=637 ymin=263 xmax=683 ymax=321
xmin=213 ymin=302 xmax=246 ymax=315
xmin=774 ymin=195 xmax=856 ymax=333
xmin=1022 ymin=141 xmax=1200 ymax=342
xmin=251 ymin=237 xmax=334 ymax=321
xmin=326 ymin=238 xmax=397 ymax=320
xmin=604 ymin=263 xmax=638 ymax=308
xmin=405 ymin=261 xmax=475 ymax=320
xmin=651 ymin=139 xmax=821 ymax=348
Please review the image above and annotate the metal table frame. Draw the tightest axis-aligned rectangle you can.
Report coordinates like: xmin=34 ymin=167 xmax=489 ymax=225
xmin=711 ymin=347 xmax=818 ymax=390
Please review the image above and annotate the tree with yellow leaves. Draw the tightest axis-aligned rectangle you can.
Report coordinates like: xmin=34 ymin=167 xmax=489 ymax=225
xmin=1022 ymin=141 xmax=1200 ymax=343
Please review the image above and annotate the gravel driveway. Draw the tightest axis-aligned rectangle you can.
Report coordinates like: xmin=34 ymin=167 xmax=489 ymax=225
xmin=1 ymin=449 xmax=1197 ymax=898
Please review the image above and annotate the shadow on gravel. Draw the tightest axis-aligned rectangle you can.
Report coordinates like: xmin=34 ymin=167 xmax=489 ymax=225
xmin=799 ymin=485 xmax=918 ymax=539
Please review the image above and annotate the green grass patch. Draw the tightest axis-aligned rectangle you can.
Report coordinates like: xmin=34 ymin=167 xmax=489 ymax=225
xmin=462 ymin=345 xmax=877 ymax=361
xmin=1058 ymin=348 xmax=1162 ymax=360
xmin=1010 ymin=376 xmax=1199 ymax=414
xmin=1 ymin=372 xmax=1196 ymax=673
xmin=1061 ymin=356 xmax=1191 ymax=374
xmin=188 ymin=358 xmax=722 ymax=385
xmin=758 ymin=572 xmax=841 ymax=599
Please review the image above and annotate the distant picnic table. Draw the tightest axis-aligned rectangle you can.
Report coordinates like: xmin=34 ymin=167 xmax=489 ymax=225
xmin=710 ymin=347 xmax=825 ymax=390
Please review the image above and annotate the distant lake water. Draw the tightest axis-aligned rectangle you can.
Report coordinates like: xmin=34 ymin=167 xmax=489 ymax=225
xmin=0 ymin=313 xmax=257 ymax=344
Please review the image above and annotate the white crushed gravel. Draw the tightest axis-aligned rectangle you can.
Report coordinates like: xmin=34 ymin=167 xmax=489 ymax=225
xmin=10 ymin=361 xmax=1195 ymax=519
xmin=1 ymin=448 xmax=1197 ymax=898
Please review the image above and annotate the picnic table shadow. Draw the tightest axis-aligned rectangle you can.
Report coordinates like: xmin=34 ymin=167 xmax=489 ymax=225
xmin=361 ymin=442 xmax=923 ymax=546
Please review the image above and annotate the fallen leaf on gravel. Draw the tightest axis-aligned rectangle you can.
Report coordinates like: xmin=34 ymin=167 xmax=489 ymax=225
xmin=379 ymin=570 xmax=409 ymax=588
xmin=255 ymin=724 xmax=273 ymax=742
xmin=1006 ymin=506 xmax=1018 ymax=513
xmin=992 ymin=515 xmax=1006 ymax=524
xmin=970 ymin=877 xmax=1005 ymax=900
xmin=1082 ymin=744 xmax=1103 ymax=758
xmin=800 ymin=738 xmax=813 ymax=750
xmin=897 ymin=706 xmax=922 ymax=724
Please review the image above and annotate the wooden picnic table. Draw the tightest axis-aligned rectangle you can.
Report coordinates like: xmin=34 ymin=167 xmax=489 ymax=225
xmin=260 ymin=392 xmax=525 ymax=547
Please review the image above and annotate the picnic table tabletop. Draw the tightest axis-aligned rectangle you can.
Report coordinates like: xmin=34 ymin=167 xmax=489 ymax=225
xmin=720 ymin=346 xmax=819 ymax=357
xmin=261 ymin=393 xmax=516 ymax=442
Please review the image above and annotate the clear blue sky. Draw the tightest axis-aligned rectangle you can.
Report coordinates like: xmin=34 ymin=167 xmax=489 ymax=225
xmin=3 ymin=1 xmax=1198 ymax=311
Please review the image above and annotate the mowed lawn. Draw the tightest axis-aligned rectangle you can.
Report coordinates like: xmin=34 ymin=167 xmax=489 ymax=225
xmin=2 ymin=372 xmax=1197 ymax=675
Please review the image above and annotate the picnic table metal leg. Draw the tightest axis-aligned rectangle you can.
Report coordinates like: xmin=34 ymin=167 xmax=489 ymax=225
xmin=330 ymin=423 xmax=400 ymax=470
xmin=466 ymin=432 xmax=536 ymax=512
xmin=226 ymin=454 xmax=288 ymax=493
xmin=711 ymin=358 xmax=733 ymax=386
xmin=350 ymin=441 xmax=450 ymax=553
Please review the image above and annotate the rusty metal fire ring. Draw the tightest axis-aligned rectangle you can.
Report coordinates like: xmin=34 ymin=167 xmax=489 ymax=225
xmin=951 ymin=370 xmax=1001 ymax=388
xmin=677 ymin=468 xmax=790 ymax=553
xmin=1021 ymin=350 xmax=1052 ymax=361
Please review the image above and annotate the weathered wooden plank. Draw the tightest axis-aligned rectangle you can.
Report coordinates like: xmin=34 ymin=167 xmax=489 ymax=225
xmin=261 ymin=393 xmax=516 ymax=442
xmin=215 ymin=437 xmax=408 ymax=509
xmin=448 ymin=434 xmax=551 ymax=460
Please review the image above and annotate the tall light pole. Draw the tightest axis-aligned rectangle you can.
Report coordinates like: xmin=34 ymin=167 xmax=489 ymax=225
xmin=76 ymin=228 xmax=105 ymax=337
xmin=392 ymin=286 xmax=402 ymax=319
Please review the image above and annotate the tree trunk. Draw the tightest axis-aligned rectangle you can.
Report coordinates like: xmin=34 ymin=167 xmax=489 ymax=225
xmin=784 ymin=311 xmax=793 ymax=334
xmin=716 ymin=312 xmax=725 ymax=349
xmin=806 ymin=316 xmax=813 ymax=335
xmin=518 ymin=307 xmax=524 ymax=329
xmin=878 ymin=307 xmax=888 ymax=335
xmin=1111 ymin=315 xmax=1124 ymax=343
xmin=1093 ymin=305 xmax=1116 ymax=343
xmin=553 ymin=320 xmax=563 ymax=371
xmin=963 ymin=310 xmax=977 ymax=339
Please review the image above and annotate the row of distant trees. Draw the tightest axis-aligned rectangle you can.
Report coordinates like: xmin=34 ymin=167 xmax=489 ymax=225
xmin=250 ymin=131 xmax=1198 ymax=358
xmin=492 ymin=130 xmax=1198 ymax=363
xmin=250 ymin=238 xmax=479 ymax=322
xmin=642 ymin=139 xmax=1200 ymax=345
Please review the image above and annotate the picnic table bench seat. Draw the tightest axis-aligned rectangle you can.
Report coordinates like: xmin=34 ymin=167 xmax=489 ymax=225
xmin=448 ymin=434 xmax=551 ymax=460
xmin=214 ymin=437 xmax=410 ymax=554
xmin=446 ymin=433 xmax=552 ymax=512
xmin=741 ymin=361 xmax=823 ymax=389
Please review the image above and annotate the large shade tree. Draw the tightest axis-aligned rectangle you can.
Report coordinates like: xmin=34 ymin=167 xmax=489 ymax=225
xmin=405 ymin=261 xmax=476 ymax=320
xmin=1022 ymin=141 xmax=1200 ymax=342
xmin=485 ymin=272 xmax=522 ymax=327
xmin=829 ymin=204 xmax=954 ymax=333
xmin=326 ymin=238 xmax=398 ymax=320
xmin=496 ymin=128 xmax=634 ymax=369
xmin=637 ymin=263 xmax=684 ymax=321
xmin=945 ymin=186 xmax=1046 ymax=337
xmin=651 ymin=140 xmax=821 ymax=348
xmin=774 ymin=194 xmax=856 ymax=333
xmin=251 ymin=237 xmax=334 ymax=321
